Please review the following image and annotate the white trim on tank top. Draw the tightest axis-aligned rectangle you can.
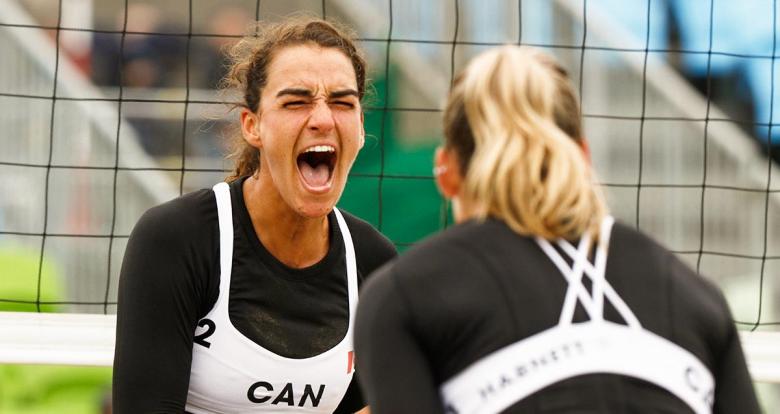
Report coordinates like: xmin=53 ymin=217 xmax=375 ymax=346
xmin=186 ymin=182 xmax=357 ymax=413
xmin=210 ymin=181 xmax=359 ymax=363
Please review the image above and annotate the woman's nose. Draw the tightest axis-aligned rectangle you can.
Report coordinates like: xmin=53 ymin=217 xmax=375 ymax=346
xmin=307 ymin=101 xmax=335 ymax=133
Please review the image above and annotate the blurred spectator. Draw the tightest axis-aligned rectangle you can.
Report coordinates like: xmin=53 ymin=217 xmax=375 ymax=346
xmin=91 ymin=3 xmax=185 ymax=88
xmin=89 ymin=3 xmax=188 ymax=157
xmin=191 ymin=5 xmax=252 ymax=89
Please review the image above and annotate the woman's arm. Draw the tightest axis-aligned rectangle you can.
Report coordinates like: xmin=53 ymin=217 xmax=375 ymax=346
xmin=354 ymin=265 xmax=445 ymax=414
xmin=709 ymin=293 xmax=761 ymax=414
xmin=338 ymin=213 xmax=397 ymax=413
xmin=667 ymin=253 xmax=761 ymax=414
xmin=711 ymin=322 xmax=760 ymax=414
xmin=112 ymin=196 xmax=217 ymax=413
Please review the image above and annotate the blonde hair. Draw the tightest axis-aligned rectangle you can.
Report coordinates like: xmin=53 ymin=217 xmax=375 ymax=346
xmin=220 ymin=16 xmax=367 ymax=182
xmin=443 ymin=45 xmax=607 ymax=240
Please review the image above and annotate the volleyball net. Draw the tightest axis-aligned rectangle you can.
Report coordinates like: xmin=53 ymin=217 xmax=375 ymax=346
xmin=0 ymin=0 xmax=778 ymax=387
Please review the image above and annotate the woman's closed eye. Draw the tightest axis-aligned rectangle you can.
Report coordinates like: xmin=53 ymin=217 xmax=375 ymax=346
xmin=282 ymin=100 xmax=309 ymax=109
xmin=330 ymin=100 xmax=356 ymax=109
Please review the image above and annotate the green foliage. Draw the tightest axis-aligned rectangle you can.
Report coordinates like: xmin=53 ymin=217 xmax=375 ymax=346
xmin=0 ymin=246 xmax=63 ymax=313
xmin=0 ymin=245 xmax=111 ymax=413
xmin=0 ymin=365 xmax=111 ymax=414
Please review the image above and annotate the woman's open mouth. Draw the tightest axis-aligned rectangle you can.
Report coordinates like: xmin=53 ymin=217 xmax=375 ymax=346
xmin=297 ymin=145 xmax=337 ymax=192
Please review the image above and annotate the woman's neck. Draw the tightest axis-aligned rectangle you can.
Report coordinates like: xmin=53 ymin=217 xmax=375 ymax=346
xmin=242 ymin=175 xmax=330 ymax=269
xmin=452 ymin=195 xmax=479 ymax=224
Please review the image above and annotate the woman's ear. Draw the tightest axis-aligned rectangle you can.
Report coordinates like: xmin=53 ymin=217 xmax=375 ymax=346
xmin=434 ymin=146 xmax=462 ymax=199
xmin=359 ymin=112 xmax=365 ymax=149
xmin=578 ymin=137 xmax=591 ymax=165
xmin=240 ymin=108 xmax=262 ymax=149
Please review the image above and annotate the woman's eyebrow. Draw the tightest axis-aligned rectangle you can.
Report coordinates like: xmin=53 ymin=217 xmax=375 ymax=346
xmin=275 ymin=88 xmax=358 ymax=99
xmin=276 ymin=88 xmax=314 ymax=98
xmin=329 ymin=89 xmax=359 ymax=99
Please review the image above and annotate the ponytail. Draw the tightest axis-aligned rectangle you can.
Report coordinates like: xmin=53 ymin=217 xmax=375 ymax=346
xmin=443 ymin=46 xmax=607 ymax=240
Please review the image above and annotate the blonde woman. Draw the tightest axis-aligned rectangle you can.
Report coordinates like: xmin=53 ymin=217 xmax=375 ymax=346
xmin=354 ymin=46 xmax=758 ymax=414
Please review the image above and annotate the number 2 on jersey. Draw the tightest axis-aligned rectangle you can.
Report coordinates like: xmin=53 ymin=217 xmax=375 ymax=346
xmin=194 ymin=318 xmax=216 ymax=348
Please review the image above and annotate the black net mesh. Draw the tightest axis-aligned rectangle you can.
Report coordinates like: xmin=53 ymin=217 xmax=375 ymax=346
xmin=0 ymin=0 xmax=777 ymax=332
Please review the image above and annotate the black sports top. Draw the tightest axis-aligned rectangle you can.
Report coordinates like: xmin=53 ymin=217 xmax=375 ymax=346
xmin=113 ymin=177 xmax=396 ymax=413
xmin=354 ymin=217 xmax=759 ymax=414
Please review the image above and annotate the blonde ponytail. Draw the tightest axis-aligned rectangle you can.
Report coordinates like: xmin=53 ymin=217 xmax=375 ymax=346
xmin=444 ymin=46 xmax=607 ymax=240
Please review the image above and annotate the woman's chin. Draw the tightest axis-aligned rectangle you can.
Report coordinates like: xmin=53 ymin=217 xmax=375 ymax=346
xmin=293 ymin=178 xmax=347 ymax=218
xmin=294 ymin=199 xmax=337 ymax=219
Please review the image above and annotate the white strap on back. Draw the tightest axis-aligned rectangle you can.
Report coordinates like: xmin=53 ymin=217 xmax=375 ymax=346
xmin=212 ymin=182 xmax=233 ymax=308
xmin=440 ymin=321 xmax=715 ymax=414
xmin=535 ymin=216 xmax=639 ymax=328
xmin=439 ymin=217 xmax=715 ymax=414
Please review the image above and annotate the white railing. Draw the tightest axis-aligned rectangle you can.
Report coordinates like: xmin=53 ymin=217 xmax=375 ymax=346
xmin=0 ymin=311 xmax=778 ymax=385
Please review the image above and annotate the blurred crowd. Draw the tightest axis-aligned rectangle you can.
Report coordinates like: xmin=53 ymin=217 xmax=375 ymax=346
xmin=83 ymin=3 xmax=251 ymax=160
xmin=90 ymin=3 xmax=251 ymax=90
xmin=47 ymin=0 xmax=780 ymax=163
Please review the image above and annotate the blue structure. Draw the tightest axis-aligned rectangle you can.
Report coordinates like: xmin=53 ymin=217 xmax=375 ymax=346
xmin=672 ymin=0 xmax=779 ymax=150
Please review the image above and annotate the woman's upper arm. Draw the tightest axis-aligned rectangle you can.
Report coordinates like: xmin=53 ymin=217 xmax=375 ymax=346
xmin=112 ymin=202 xmax=215 ymax=413
xmin=355 ymin=266 xmax=445 ymax=414
xmin=711 ymin=323 xmax=760 ymax=414
xmin=709 ymin=293 xmax=761 ymax=413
